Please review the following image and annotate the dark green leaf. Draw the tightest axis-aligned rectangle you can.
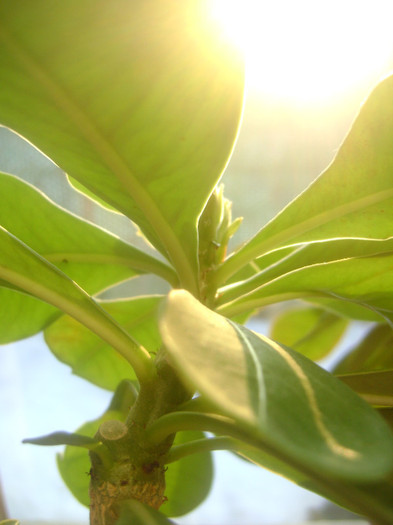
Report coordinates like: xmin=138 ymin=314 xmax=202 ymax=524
xmin=45 ymin=296 xmax=162 ymax=390
xmin=270 ymin=306 xmax=348 ymax=361
xmin=117 ymin=500 xmax=176 ymax=525
xmin=160 ymin=290 xmax=393 ymax=482
xmin=379 ymin=408 xmax=393 ymax=430
xmin=338 ymin=370 xmax=393 ymax=407
xmin=220 ymin=74 xmax=393 ymax=281
xmin=235 ymin=440 xmax=393 ymax=524
xmin=334 ymin=323 xmax=393 ymax=374
xmin=23 ymin=431 xmax=98 ymax=448
xmin=162 ymin=431 xmax=213 ymax=517
xmin=0 ymin=0 xmax=244 ymax=293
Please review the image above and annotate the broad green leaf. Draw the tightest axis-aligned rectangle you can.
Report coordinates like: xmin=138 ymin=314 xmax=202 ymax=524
xmin=338 ymin=370 xmax=393 ymax=407
xmin=334 ymin=323 xmax=393 ymax=374
xmin=270 ymin=306 xmax=348 ymax=361
xmin=57 ymin=380 xmax=137 ymax=507
xmin=218 ymin=252 xmax=393 ymax=323
xmin=220 ymin=74 xmax=393 ymax=281
xmin=117 ymin=500 xmax=176 ymax=525
xmin=23 ymin=431 xmax=98 ymax=448
xmin=0 ymin=226 xmax=154 ymax=383
xmin=0 ymin=172 xmax=176 ymax=343
xmin=45 ymin=296 xmax=162 ymax=390
xmin=0 ymin=521 xmax=20 ymax=525
xmin=0 ymin=0 xmax=244 ymax=294
xmin=162 ymin=431 xmax=213 ymax=517
xmin=160 ymin=290 xmax=393 ymax=481
xmin=0 ymin=287 xmax=59 ymax=343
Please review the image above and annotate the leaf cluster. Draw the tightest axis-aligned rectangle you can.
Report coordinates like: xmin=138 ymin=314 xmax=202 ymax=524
xmin=0 ymin=2 xmax=393 ymax=523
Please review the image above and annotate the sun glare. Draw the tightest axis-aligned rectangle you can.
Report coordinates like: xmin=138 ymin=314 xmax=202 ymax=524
xmin=209 ymin=0 xmax=393 ymax=105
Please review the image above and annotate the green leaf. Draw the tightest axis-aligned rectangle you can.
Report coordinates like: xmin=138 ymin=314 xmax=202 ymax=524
xmin=220 ymin=74 xmax=393 ymax=281
xmin=160 ymin=290 xmax=393 ymax=482
xmin=0 ymin=172 xmax=176 ymax=343
xmin=117 ymin=500 xmax=176 ymax=525
xmin=161 ymin=431 xmax=213 ymax=517
xmin=0 ymin=287 xmax=59 ymax=343
xmin=218 ymin=252 xmax=393 ymax=322
xmin=57 ymin=380 xmax=137 ymax=507
xmin=219 ymin=236 xmax=393 ymax=308
xmin=45 ymin=296 xmax=162 ymax=390
xmin=237 ymin=441 xmax=393 ymax=525
xmin=338 ymin=370 xmax=393 ymax=407
xmin=0 ymin=226 xmax=154 ymax=383
xmin=270 ymin=306 xmax=348 ymax=361
xmin=379 ymin=408 xmax=393 ymax=430
xmin=0 ymin=0 xmax=244 ymax=294
xmin=334 ymin=323 xmax=393 ymax=374
xmin=23 ymin=431 xmax=99 ymax=448
xmin=0 ymin=521 xmax=20 ymax=525
xmin=0 ymin=173 xmax=175 ymax=286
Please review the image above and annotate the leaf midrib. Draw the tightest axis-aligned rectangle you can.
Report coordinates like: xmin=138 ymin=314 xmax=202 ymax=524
xmin=0 ymin=23 xmax=197 ymax=294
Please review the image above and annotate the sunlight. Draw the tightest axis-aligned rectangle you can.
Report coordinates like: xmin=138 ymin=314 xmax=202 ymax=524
xmin=209 ymin=0 xmax=393 ymax=105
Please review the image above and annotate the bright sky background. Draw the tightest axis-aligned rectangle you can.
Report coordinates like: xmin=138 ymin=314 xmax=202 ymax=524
xmin=210 ymin=0 xmax=393 ymax=105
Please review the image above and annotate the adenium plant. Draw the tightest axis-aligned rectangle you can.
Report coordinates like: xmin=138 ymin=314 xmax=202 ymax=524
xmin=1 ymin=2 xmax=393 ymax=524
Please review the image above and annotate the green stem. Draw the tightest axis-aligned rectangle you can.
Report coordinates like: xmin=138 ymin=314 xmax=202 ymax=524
xmin=145 ymin=411 xmax=239 ymax=446
xmin=166 ymin=436 xmax=238 ymax=464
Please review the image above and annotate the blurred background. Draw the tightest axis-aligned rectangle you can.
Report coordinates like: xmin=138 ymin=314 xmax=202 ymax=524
xmin=1 ymin=0 xmax=393 ymax=523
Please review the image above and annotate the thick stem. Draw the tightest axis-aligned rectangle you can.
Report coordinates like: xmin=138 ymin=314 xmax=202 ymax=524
xmin=89 ymin=351 xmax=192 ymax=525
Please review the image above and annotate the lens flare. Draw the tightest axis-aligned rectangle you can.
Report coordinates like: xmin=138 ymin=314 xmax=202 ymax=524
xmin=209 ymin=0 xmax=393 ymax=104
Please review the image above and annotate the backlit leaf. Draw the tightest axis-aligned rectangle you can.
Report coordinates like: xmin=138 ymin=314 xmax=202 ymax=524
xmin=0 ymin=226 xmax=153 ymax=383
xmin=0 ymin=172 xmax=175 ymax=342
xmin=219 ymin=236 xmax=393 ymax=307
xmin=221 ymin=74 xmax=393 ymax=280
xmin=0 ymin=0 xmax=244 ymax=294
xmin=218 ymin=252 xmax=393 ymax=323
xmin=45 ymin=296 xmax=162 ymax=390
xmin=334 ymin=323 xmax=393 ymax=374
xmin=270 ymin=306 xmax=348 ymax=361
